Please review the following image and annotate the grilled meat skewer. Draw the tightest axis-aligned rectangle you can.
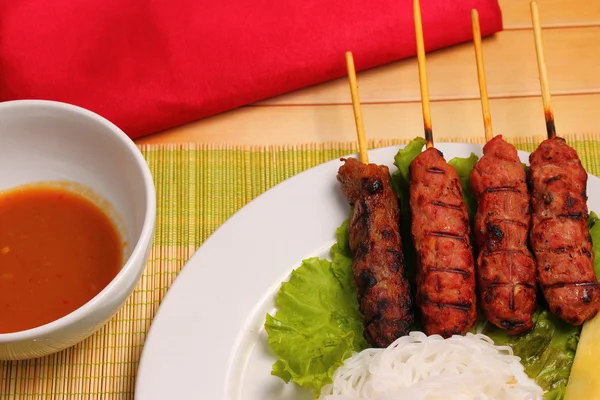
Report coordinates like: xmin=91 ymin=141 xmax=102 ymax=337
xmin=529 ymin=137 xmax=600 ymax=325
xmin=337 ymin=157 xmax=414 ymax=347
xmin=470 ymin=135 xmax=537 ymax=334
xmin=409 ymin=148 xmax=478 ymax=337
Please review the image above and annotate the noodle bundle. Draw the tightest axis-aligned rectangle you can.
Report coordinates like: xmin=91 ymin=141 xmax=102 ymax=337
xmin=318 ymin=332 xmax=544 ymax=400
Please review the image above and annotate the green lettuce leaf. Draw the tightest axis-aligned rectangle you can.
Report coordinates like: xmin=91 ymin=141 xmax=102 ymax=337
xmin=448 ymin=152 xmax=479 ymax=223
xmin=335 ymin=218 xmax=351 ymax=257
xmin=481 ymin=309 xmax=580 ymax=399
xmin=392 ymin=136 xmax=426 ymax=189
xmin=264 ymin=219 xmax=368 ymax=395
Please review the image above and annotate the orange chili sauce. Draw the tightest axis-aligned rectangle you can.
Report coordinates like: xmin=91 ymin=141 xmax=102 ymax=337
xmin=0 ymin=185 xmax=122 ymax=333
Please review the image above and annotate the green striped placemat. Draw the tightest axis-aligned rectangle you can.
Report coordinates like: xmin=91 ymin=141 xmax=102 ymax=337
xmin=1 ymin=134 xmax=599 ymax=399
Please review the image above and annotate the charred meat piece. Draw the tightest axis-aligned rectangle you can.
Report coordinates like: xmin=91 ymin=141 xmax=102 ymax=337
xmin=529 ymin=136 xmax=600 ymax=325
xmin=337 ymin=157 xmax=414 ymax=347
xmin=409 ymin=148 xmax=477 ymax=337
xmin=470 ymin=135 xmax=537 ymax=334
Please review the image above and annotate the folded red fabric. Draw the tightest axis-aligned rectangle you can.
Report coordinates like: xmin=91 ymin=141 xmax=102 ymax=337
xmin=0 ymin=0 xmax=502 ymax=139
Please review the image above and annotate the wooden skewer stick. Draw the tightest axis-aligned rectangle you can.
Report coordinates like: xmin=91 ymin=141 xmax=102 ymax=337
xmin=530 ymin=1 xmax=556 ymax=139
xmin=345 ymin=51 xmax=369 ymax=164
xmin=413 ymin=0 xmax=434 ymax=149
xmin=471 ymin=9 xmax=494 ymax=143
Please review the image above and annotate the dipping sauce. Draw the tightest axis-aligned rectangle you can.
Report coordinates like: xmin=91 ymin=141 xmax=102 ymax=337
xmin=0 ymin=185 xmax=122 ymax=333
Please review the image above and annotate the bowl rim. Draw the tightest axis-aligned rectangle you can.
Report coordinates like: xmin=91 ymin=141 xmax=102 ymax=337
xmin=0 ymin=99 xmax=157 ymax=342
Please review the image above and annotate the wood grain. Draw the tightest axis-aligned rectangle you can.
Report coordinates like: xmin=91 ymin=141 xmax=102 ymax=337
xmin=255 ymin=27 xmax=600 ymax=106
xmin=135 ymin=93 xmax=600 ymax=145
xmin=501 ymin=0 xmax=600 ymax=29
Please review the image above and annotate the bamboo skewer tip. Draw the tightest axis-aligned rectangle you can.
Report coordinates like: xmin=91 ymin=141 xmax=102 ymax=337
xmin=471 ymin=8 xmax=494 ymax=143
xmin=530 ymin=1 xmax=556 ymax=139
xmin=344 ymin=51 xmax=369 ymax=164
xmin=413 ymin=0 xmax=434 ymax=149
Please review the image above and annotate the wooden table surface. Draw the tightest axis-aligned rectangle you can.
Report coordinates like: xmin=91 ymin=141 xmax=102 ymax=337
xmin=135 ymin=0 xmax=600 ymax=146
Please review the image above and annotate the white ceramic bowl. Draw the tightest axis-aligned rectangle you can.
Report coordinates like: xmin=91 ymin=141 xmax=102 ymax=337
xmin=0 ymin=100 xmax=156 ymax=360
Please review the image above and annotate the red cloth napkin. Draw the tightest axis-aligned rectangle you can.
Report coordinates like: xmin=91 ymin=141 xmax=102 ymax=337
xmin=0 ymin=0 xmax=502 ymax=140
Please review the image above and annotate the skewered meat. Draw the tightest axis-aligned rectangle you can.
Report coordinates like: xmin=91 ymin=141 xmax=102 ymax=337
xmin=470 ymin=135 xmax=537 ymax=334
xmin=529 ymin=136 xmax=600 ymax=325
xmin=337 ymin=157 xmax=414 ymax=347
xmin=409 ymin=147 xmax=477 ymax=337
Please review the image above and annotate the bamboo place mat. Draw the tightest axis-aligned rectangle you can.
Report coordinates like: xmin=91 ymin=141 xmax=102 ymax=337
xmin=2 ymin=133 xmax=600 ymax=399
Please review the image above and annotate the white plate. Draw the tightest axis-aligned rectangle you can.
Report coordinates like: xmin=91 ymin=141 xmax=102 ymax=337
xmin=134 ymin=142 xmax=600 ymax=400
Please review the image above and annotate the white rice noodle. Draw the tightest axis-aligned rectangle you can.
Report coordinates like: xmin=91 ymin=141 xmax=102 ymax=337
xmin=318 ymin=331 xmax=544 ymax=400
